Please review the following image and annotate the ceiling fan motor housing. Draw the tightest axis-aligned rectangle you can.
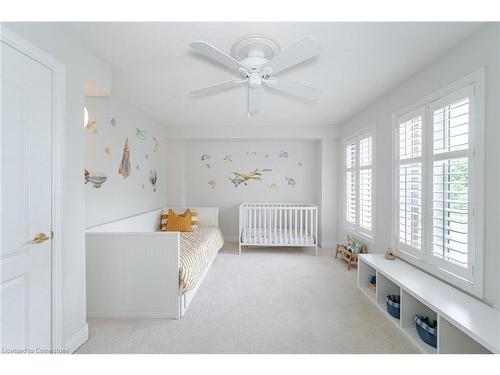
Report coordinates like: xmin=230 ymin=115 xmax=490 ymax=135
xmin=231 ymin=34 xmax=281 ymax=70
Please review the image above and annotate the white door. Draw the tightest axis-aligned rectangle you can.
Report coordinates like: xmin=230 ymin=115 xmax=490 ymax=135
xmin=1 ymin=40 xmax=53 ymax=352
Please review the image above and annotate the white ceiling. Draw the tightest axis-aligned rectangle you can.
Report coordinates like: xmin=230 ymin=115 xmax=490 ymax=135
xmin=67 ymin=22 xmax=482 ymax=127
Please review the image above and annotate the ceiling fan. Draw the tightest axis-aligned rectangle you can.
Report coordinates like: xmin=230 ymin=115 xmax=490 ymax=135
xmin=189 ymin=35 xmax=321 ymax=115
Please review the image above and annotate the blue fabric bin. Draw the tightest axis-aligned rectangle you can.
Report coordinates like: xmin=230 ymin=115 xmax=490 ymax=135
xmin=415 ymin=315 xmax=437 ymax=348
xmin=385 ymin=295 xmax=401 ymax=319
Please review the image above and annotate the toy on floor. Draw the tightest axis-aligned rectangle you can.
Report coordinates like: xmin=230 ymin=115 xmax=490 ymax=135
xmin=335 ymin=235 xmax=365 ymax=270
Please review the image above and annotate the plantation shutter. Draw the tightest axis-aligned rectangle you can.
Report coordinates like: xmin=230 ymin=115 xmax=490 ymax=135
xmin=345 ymin=139 xmax=357 ymax=228
xmin=429 ymin=87 xmax=473 ymax=278
xmin=397 ymin=109 xmax=424 ymax=256
xmin=359 ymin=132 xmax=373 ymax=235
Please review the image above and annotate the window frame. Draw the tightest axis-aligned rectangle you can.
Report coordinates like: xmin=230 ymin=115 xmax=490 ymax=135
xmin=391 ymin=69 xmax=485 ymax=298
xmin=343 ymin=125 xmax=376 ymax=242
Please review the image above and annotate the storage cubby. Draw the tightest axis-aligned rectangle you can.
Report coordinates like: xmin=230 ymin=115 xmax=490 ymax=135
xmin=438 ymin=317 xmax=492 ymax=354
xmin=357 ymin=260 xmax=376 ymax=301
xmin=375 ymin=273 xmax=401 ymax=325
xmin=400 ymin=290 xmax=437 ymax=353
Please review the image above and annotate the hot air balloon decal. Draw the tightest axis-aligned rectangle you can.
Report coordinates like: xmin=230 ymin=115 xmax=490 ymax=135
xmin=149 ymin=169 xmax=158 ymax=192
xmin=84 ymin=169 xmax=107 ymax=189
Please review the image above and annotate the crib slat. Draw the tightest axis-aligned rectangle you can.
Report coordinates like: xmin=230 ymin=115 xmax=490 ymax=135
xmin=293 ymin=208 xmax=297 ymax=244
xmin=253 ymin=207 xmax=256 ymax=244
xmin=305 ymin=208 xmax=308 ymax=244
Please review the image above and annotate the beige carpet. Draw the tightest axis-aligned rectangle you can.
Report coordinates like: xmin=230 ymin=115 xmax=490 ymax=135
xmin=77 ymin=245 xmax=419 ymax=354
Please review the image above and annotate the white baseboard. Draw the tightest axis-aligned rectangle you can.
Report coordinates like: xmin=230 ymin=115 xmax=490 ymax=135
xmin=65 ymin=323 xmax=89 ymax=354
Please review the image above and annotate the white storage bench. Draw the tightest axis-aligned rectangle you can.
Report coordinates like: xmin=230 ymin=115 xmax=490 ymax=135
xmin=358 ymin=254 xmax=500 ymax=354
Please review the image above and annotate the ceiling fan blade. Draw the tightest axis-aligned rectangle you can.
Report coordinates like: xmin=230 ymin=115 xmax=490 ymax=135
xmin=261 ymin=37 xmax=320 ymax=75
xmin=190 ymin=79 xmax=247 ymax=96
xmin=265 ymin=79 xmax=321 ymax=101
xmin=190 ymin=41 xmax=249 ymax=72
xmin=248 ymin=86 xmax=262 ymax=115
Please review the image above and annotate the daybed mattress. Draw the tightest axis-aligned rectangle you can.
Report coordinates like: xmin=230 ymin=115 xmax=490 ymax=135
xmin=179 ymin=225 xmax=224 ymax=294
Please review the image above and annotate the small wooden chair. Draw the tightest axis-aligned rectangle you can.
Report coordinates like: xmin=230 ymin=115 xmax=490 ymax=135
xmin=335 ymin=235 xmax=365 ymax=270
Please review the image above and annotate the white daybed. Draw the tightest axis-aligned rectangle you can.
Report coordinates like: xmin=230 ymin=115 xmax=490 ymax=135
xmin=85 ymin=207 xmax=222 ymax=319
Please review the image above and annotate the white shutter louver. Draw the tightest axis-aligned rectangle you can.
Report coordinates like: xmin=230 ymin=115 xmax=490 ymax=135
xmin=344 ymin=131 xmax=374 ymax=237
xmin=345 ymin=139 xmax=357 ymax=227
xmin=359 ymin=134 xmax=373 ymax=234
xmin=397 ymin=111 xmax=424 ymax=255
xmin=431 ymin=93 xmax=471 ymax=272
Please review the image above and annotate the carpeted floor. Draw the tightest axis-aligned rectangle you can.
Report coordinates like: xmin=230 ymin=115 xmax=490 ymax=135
xmin=77 ymin=244 xmax=419 ymax=354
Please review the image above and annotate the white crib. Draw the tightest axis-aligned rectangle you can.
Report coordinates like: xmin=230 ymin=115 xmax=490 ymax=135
xmin=239 ymin=203 xmax=318 ymax=255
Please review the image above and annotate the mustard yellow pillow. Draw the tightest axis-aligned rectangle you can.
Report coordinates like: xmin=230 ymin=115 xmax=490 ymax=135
xmin=166 ymin=209 xmax=192 ymax=232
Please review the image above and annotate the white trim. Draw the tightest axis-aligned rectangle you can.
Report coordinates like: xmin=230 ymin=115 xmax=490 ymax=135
xmin=1 ymin=25 xmax=66 ymax=350
xmin=64 ymin=323 xmax=89 ymax=354
xmin=342 ymin=124 xmax=376 ymax=242
xmin=391 ymin=69 xmax=485 ymax=299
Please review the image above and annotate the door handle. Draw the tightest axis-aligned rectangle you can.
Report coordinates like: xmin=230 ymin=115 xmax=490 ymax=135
xmin=33 ymin=232 xmax=50 ymax=244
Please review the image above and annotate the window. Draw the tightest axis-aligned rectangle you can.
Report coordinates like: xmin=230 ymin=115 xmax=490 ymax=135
xmin=344 ymin=128 xmax=374 ymax=239
xmin=394 ymin=76 xmax=483 ymax=296
xmin=429 ymin=91 xmax=473 ymax=280
xmin=397 ymin=110 xmax=424 ymax=257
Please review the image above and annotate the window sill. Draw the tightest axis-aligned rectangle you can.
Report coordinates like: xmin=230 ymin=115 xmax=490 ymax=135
xmin=397 ymin=250 xmax=483 ymax=300
xmin=343 ymin=226 xmax=375 ymax=245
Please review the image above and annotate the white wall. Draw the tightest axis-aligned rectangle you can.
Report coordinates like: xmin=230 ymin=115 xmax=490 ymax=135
xmin=166 ymin=139 xmax=322 ymax=241
xmin=84 ymin=96 xmax=167 ymax=228
xmin=3 ymin=22 xmax=112 ymax=346
xmin=338 ymin=25 xmax=500 ymax=307
xmin=319 ymin=138 xmax=340 ymax=247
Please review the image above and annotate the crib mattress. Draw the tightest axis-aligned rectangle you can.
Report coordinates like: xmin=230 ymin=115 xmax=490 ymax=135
xmin=179 ymin=225 xmax=224 ymax=294
xmin=241 ymin=228 xmax=316 ymax=246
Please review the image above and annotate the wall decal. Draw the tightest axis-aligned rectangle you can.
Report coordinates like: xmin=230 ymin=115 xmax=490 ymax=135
xmin=149 ymin=169 xmax=158 ymax=192
xmin=84 ymin=169 xmax=107 ymax=189
xmin=264 ymin=154 xmax=269 ymax=158
xmin=118 ymin=138 xmax=131 ymax=179
xmin=201 ymin=154 xmax=210 ymax=161
xmin=136 ymin=164 xmax=140 ymax=170
xmin=145 ymin=153 xmax=149 ymax=159
xmin=223 ymin=154 xmax=232 ymax=162
xmin=285 ymin=176 xmax=296 ymax=187
xmin=152 ymin=137 xmax=159 ymax=152
xmin=205 ymin=163 xmax=211 ymax=169
xmin=110 ymin=117 xmax=117 ymax=127
xmin=298 ymin=162 xmax=302 ymax=167
xmin=229 ymin=169 xmax=272 ymax=187
xmin=246 ymin=150 xmax=257 ymax=156
xmin=135 ymin=128 xmax=147 ymax=140
xmin=268 ymin=182 xmax=278 ymax=191
xmin=104 ymin=147 xmax=111 ymax=155
xmin=85 ymin=121 xmax=97 ymax=134
xmin=279 ymin=150 xmax=288 ymax=158
xmin=208 ymin=179 xmax=216 ymax=189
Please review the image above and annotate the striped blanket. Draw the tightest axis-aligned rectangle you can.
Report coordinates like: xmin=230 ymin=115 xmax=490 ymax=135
xmin=179 ymin=225 xmax=224 ymax=294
